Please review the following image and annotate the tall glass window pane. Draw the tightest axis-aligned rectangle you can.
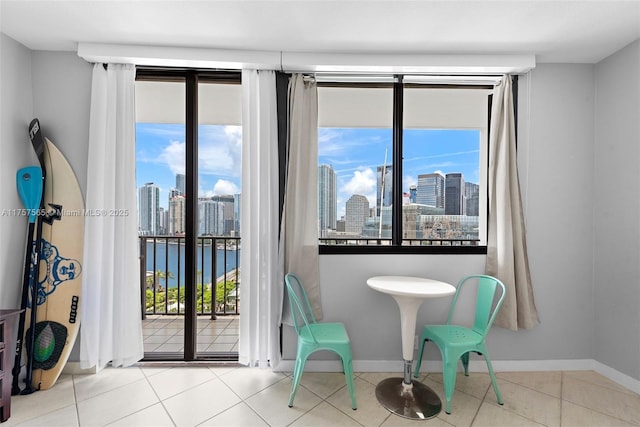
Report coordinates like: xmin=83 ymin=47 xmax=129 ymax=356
xmin=318 ymin=86 xmax=393 ymax=245
xmin=402 ymin=86 xmax=489 ymax=246
xmin=197 ymin=80 xmax=242 ymax=354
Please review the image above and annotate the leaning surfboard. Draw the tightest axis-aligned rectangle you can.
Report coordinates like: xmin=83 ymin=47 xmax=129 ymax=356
xmin=24 ymin=120 xmax=84 ymax=390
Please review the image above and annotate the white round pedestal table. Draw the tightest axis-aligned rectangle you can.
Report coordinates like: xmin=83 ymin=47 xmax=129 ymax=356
xmin=366 ymin=275 xmax=456 ymax=420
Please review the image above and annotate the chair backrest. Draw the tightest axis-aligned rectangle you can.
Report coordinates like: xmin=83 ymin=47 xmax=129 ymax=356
xmin=284 ymin=273 xmax=318 ymax=339
xmin=447 ymin=274 xmax=506 ymax=336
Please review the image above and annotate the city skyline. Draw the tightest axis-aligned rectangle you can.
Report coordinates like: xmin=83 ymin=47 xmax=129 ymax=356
xmin=136 ymin=123 xmax=481 ymax=236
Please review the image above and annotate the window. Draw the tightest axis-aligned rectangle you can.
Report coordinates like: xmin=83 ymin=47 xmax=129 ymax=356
xmin=317 ymin=77 xmax=492 ymax=254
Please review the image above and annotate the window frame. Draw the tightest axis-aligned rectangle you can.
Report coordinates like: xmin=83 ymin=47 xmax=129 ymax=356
xmin=318 ymin=75 xmax=509 ymax=256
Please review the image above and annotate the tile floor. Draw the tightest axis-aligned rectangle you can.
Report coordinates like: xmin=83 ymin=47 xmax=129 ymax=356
xmin=4 ymin=367 xmax=640 ymax=426
xmin=142 ymin=315 xmax=239 ymax=354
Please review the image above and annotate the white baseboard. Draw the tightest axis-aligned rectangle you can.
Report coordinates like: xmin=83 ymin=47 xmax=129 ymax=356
xmin=274 ymin=358 xmax=640 ymax=394
xmin=62 ymin=362 xmax=99 ymax=375
xmin=593 ymin=360 xmax=640 ymax=395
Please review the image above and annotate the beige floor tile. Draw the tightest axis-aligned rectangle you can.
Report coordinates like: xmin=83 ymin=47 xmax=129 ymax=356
xmin=162 ymin=377 xmax=241 ymax=426
xmin=76 ymin=378 xmax=159 ymax=426
xmin=9 ymin=403 xmax=78 ymax=427
xmin=108 ymin=402 xmax=174 ymax=426
xmin=73 ymin=367 xmax=145 ymax=403
xmin=207 ymin=343 xmax=234 ymax=352
xmin=562 ymin=374 xmax=640 ymax=425
xmin=498 ymin=371 xmax=562 ymax=398
xmin=197 ymin=334 xmax=218 ymax=344
xmin=490 ymin=378 xmax=561 ymax=427
xmin=472 ymin=401 xmax=546 ymax=427
xmin=218 ymin=366 xmax=287 ymax=399
xmin=145 ymin=366 xmax=216 ymax=400
xmin=214 ymin=335 xmax=238 ymax=344
xmin=290 ymin=401 xmax=362 ymax=427
xmin=6 ymin=375 xmax=76 ymax=425
xmin=143 ymin=342 xmax=162 ymax=352
xmin=154 ymin=343 xmax=183 ymax=352
xmin=298 ymin=372 xmax=351 ymax=399
xmin=147 ymin=328 xmax=180 ymax=337
xmin=326 ymin=377 xmax=391 ymax=427
xmin=561 ymin=400 xmax=638 ymax=427
xmin=245 ymin=377 xmax=322 ymax=426
xmin=564 ymin=371 xmax=639 ymax=396
xmin=143 ymin=335 xmax=170 ymax=344
xmin=140 ymin=366 xmax=173 ymax=378
xmin=357 ymin=372 xmax=400 ymax=387
xmin=429 ymin=371 xmax=493 ymax=400
xmin=200 ymin=402 xmax=269 ymax=427
xmin=432 ymin=382 xmax=483 ymax=427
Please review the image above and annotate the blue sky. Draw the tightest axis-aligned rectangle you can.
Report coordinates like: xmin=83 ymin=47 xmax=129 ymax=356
xmin=136 ymin=123 xmax=241 ymax=209
xmin=136 ymin=123 xmax=479 ymax=215
xmin=320 ymin=128 xmax=480 ymax=216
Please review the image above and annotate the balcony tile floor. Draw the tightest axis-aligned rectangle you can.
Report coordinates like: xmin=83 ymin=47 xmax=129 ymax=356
xmin=5 ymin=368 xmax=640 ymax=426
xmin=143 ymin=315 xmax=239 ymax=354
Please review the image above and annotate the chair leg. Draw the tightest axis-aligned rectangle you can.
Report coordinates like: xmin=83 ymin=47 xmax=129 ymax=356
xmin=414 ymin=333 xmax=427 ymax=378
xmin=442 ymin=359 xmax=458 ymax=414
xmin=483 ymin=353 xmax=503 ymax=405
xmin=289 ymin=353 xmax=309 ymax=407
xmin=461 ymin=352 xmax=470 ymax=376
xmin=342 ymin=357 xmax=357 ymax=410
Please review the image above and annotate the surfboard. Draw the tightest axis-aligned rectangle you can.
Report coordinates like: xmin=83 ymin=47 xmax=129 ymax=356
xmin=24 ymin=126 xmax=84 ymax=390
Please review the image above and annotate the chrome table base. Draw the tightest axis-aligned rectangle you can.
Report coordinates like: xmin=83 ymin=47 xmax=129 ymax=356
xmin=375 ymin=377 xmax=442 ymax=419
xmin=375 ymin=360 xmax=442 ymax=420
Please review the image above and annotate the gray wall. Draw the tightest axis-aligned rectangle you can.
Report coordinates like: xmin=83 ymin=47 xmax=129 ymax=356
xmin=0 ymin=33 xmax=35 ymax=309
xmin=282 ymin=64 xmax=599 ymax=366
xmin=31 ymin=51 xmax=92 ymax=197
xmin=593 ymin=40 xmax=640 ymax=380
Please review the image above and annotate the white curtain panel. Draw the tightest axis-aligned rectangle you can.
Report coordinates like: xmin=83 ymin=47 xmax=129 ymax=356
xmin=80 ymin=63 xmax=143 ymax=369
xmin=280 ymin=74 xmax=322 ymax=323
xmin=239 ymin=69 xmax=282 ymax=368
xmin=486 ymin=75 xmax=539 ymax=331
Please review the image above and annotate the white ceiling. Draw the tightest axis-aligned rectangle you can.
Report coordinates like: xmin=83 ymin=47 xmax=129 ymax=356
xmin=1 ymin=0 xmax=639 ymax=64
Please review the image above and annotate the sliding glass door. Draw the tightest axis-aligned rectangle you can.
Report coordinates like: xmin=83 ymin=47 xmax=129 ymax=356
xmin=135 ymin=70 xmax=241 ymax=361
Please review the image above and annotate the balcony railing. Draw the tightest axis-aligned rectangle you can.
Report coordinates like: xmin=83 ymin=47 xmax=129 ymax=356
xmin=319 ymin=238 xmax=480 ymax=246
xmin=139 ymin=235 xmax=240 ymax=319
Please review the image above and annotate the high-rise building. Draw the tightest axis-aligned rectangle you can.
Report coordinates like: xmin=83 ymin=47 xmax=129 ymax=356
xmin=212 ymin=195 xmax=236 ymax=235
xmin=409 ymin=185 xmax=417 ymax=203
xmin=445 ymin=173 xmax=466 ymax=215
xmin=138 ymin=182 xmax=159 ymax=235
xmin=465 ymin=182 xmax=480 ymax=216
xmin=233 ymin=193 xmax=241 ymax=236
xmin=169 ymin=188 xmax=182 ymax=201
xmin=169 ymin=195 xmax=186 ymax=235
xmin=175 ymin=174 xmax=186 ymax=195
xmin=198 ymin=197 xmax=223 ymax=236
xmin=158 ymin=207 xmax=168 ymax=235
xmin=345 ymin=194 xmax=369 ymax=235
xmin=318 ymin=164 xmax=337 ymax=236
xmin=376 ymin=164 xmax=393 ymax=217
xmin=416 ymin=173 xmax=444 ymax=207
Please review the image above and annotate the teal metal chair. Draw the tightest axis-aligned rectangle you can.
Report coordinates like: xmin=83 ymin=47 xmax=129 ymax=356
xmin=414 ymin=274 xmax=505 ymax=414
xmin=284 ymin=273 xmax=357 ymax=410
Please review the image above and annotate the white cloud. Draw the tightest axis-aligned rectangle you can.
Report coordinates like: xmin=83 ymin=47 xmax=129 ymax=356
xmin=198 ymin=125 xmax=242 ymax=176
xmin=156 ymin=125 xmax=242 ymax=177
xmin=213 ymin=179 xmax=239 ymax=195
xmin=341 ymin=167 xmax=377 ymax=205
xmin=158 ymin=140 xmax=186 ymax=175
xmin=403 ymin=175 xmax=417 ymax=189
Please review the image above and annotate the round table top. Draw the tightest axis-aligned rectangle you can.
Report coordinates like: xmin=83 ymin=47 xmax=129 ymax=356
xmin=367 ymin=275 xmax=456 ymax=298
